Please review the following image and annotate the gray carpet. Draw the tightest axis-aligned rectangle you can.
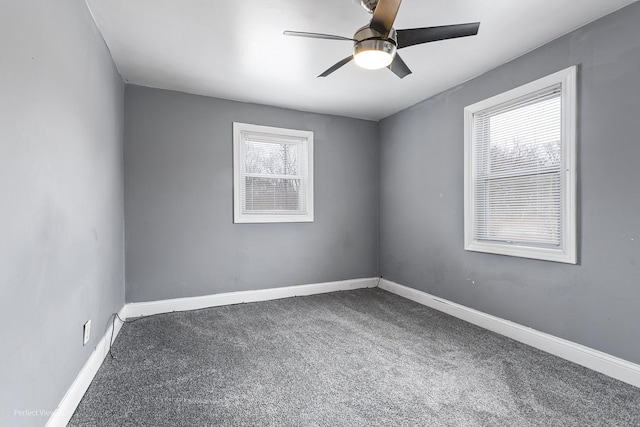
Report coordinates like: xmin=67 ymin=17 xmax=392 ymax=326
xmin=70 ymin=288 xmax=640 ymax=426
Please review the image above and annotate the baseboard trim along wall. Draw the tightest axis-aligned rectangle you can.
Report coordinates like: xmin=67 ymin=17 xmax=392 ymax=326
xmin=123 ymin=277 xmax=380 ymax=319
xmin=46 ymin=278 xmax=377 ymax=426
xmin=379 ymin=278 xmax=640 ymax=389
xmin=46 ymin=275 xmax=639 ymax=426
xmin=46 ymin=307 xmax=127 ymax=427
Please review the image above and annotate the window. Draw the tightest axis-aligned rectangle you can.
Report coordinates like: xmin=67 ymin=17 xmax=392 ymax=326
xmin=464 ymin=66 xmax=577 ymax=263
xmin=233 ymin=122 xmax=313 ymax=223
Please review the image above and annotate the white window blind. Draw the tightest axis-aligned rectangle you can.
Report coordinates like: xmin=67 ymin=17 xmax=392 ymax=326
xmin=473 ymin=87 xmax=562 ymax=247
xmin=233 ymin=123 xmax=314 ymax=223
xmin=464 ymin=66 xmax=577 ymax=264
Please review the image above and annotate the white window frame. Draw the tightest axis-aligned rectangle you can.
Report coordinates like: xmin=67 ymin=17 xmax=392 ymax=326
xmin=464 ymin=66 xmax=577 ymax=264
xmin=233 ymin=122 xmax=314 ymax=223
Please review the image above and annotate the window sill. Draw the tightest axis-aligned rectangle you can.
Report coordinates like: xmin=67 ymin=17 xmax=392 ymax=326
xmin=465 ymin=240 xmax=576 ymax=264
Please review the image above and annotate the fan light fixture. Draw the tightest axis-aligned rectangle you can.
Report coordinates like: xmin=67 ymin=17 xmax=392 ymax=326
xmin=283 ymin=0 xmax=480 ymax=78
xmin=353 ymin=39 xmax=396 ymax=70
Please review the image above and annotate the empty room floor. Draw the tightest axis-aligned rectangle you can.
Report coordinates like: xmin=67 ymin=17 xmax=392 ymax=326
xmin=70 ymin=288 xmax=640 ymax=426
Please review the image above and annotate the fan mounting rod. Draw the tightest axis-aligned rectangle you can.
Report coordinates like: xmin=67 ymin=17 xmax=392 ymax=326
xmin=359 ymin=0 xmax=379 ymax=14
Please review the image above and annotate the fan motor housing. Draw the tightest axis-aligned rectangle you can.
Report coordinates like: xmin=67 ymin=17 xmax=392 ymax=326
xmin=353 ymin=26 xmax=397 ymax=63
xmin=353 ymin=39 xmax=396 ymax=59
xmin=353 ymin=25 xmax=396 ymax=43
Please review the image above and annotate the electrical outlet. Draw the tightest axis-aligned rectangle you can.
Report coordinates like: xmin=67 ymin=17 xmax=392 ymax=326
xmin=83 ymin=320 xmax=91 ymax=346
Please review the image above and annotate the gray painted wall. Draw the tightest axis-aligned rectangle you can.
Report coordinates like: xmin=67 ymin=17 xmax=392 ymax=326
xmin=0 ymin=1 xmax=125 ymax=425
xmin=4 ymin=2 xmax=638 ymax=422
xmin=379 ymin=2 xmax=640 ymax=365
xmin=124 ymin=86 xmax=378 ymax=302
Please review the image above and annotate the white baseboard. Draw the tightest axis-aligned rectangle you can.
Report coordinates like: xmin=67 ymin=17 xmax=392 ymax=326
xmin=51 ymin=276 xmax=636 ymax=426
xmin=123 ymin=277 xmax=379 ymax=319
xmin=379 ymin=278 xmax=640 ymax=388
xmin=45 ymin=278 xmax=377 ymax=425
xmin=46 ymin=306 xmax=127 ymax=427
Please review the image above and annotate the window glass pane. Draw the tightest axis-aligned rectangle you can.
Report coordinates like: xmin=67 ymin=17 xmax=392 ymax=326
xmin=488 ymin=97 xmax=561 ymax=176
xmin=245 ymin=140 xmax=299 ymax=176
xmin=474 ymin=93 xmax=562 ymax=247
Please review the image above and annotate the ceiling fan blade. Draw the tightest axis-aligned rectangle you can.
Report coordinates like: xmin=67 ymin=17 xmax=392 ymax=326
xmin=396 ymin=22 xmax=480 ymax=49
xmin=388 ymin=53 xmax=411 ymax=79
xmin=370 ymin=0 xmax=403 ymax=35
xmin=283 ymin=30 xmax=354 ymax=42
xmin=318 ymin=56 xmax=354 ymax=77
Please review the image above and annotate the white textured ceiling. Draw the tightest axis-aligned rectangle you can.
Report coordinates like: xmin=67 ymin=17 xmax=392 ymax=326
xmin=86 ymin=0 xmax=636 ymax=121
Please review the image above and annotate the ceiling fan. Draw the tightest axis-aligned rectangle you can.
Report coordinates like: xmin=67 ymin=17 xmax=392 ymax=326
xmin=283 ymin=0 xmax=480 ymax=79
